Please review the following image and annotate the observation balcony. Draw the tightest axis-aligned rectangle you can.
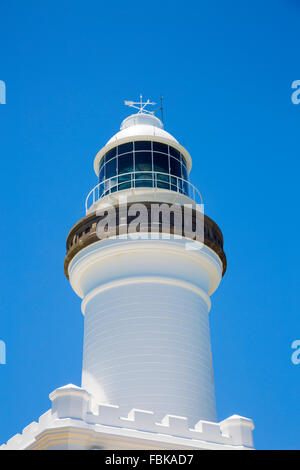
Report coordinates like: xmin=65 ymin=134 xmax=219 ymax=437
xmin=86 ymin=171 xmax=203 ymax=213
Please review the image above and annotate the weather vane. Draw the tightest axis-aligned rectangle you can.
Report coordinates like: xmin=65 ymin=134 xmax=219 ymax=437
xmin=124 ymin=95 xmax=156 ymax=115
xmin=124 ymin=95 xmax=164 ymax=123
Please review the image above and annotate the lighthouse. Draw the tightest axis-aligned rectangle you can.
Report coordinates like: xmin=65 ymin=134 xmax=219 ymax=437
xmin=1 ymin=99 xmax=254 ymax=450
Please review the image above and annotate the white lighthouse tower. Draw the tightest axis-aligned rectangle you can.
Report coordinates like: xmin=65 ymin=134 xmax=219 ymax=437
xmin=1 ymin=100 xmax=254 ymax=450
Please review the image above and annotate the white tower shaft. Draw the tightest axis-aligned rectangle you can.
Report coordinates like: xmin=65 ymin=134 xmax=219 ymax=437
xmin=69 ymin=237 xmax=223 ymax=424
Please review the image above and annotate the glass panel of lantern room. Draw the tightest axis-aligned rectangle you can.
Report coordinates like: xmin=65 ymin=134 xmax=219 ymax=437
xmin=170 ymin=156 xmax=181 ymax=177
xmin=135 ymin=151 xmax=153 ymax=187
xmin=181 ymin=163 xmax=189 ymax=196
xmin=98 ymin=157 xmax=106 ymax=192
xmin=105 ymin=156 xmax=117 ymax=178
xmin=118 ymin=152 xmax=134 ymax=190
xmin=134 ymin=141 xmax=151 ymax=151
xmin=118 ymin=142 xmax=133 ymax=155
xmin=105 ymin=147 xmax=117 ymax=161
xmin=169 ymin=146 xmax=181 ymax=160
xmin=181 ymin=162 xmax=188 ymax=180
xmin=153 ymin=142 xmax=168 ymax=154
xmin=104 ymin=157 xmax=117 ymax=195
xmin=153 ymin=152 xmax=169 ymax=189
xmin=170 ymin=156 xmax=181 ymax=192
xmin=99 ymin=165 xmax=105 ymax=198
xmin=153 ymin=152 xmax=169 ymax=173
xmin=118 ymin=153 xmax=134 ymax=175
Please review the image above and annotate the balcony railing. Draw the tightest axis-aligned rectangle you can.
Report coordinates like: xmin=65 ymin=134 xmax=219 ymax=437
xmin=85 ymin=171 xmax=203 ymax=213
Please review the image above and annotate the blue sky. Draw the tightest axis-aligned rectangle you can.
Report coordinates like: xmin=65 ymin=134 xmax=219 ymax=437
xmin=0 ymin=0 xmax=299 ymax=450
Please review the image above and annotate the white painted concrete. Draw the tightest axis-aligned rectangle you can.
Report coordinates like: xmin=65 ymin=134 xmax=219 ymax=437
xmin=0 ymin=384 xmax=255 ymax=450
xmin=68 ymin=237 xmax=223 ymax=425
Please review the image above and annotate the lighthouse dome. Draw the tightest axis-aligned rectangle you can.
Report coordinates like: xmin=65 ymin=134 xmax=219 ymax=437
xmin=106 ymin=113 xmax=178 ymax=146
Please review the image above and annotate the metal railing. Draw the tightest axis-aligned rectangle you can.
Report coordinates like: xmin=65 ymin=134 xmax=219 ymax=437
xmin=85 ymin=171 xmax=203 ymax=212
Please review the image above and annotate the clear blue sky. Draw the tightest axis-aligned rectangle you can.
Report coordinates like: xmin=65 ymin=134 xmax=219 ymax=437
xmin=0 ymin=0 xmax=299 ymax=450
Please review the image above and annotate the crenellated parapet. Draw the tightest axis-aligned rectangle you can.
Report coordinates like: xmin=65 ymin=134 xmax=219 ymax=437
xmin=0 ymin=385 xmax=254 ymax=450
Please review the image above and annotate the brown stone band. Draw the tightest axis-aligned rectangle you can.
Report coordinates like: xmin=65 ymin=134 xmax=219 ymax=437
xmin=64 ymin=202 xmax=227 ymax=279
